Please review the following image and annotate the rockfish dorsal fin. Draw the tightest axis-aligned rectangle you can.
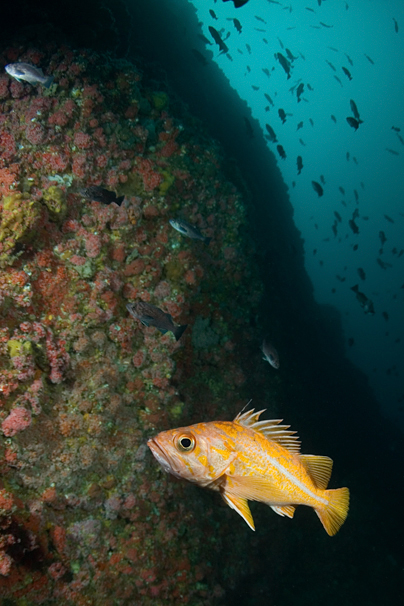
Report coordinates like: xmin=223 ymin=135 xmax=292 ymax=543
xmin=300 ymin=455 xmax=333 ymax=490
xmin=234 ymin=408 xmax=301 ymax=453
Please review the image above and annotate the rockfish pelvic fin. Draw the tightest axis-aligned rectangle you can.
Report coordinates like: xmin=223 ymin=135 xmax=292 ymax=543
xmin=221 ymin=491 xmax=255 ymax=531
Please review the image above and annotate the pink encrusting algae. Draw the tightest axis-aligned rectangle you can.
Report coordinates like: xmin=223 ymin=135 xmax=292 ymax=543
xmin=0 ymin=42 xmax=276 ymax=605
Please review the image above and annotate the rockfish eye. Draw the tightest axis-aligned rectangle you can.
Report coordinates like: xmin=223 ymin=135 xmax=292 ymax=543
xmin=176 ymin=433 xmax=196 ymax=452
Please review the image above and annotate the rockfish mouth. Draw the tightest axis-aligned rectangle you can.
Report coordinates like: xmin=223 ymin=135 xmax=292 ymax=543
xmin=147 ymin=438 xmax=178 ymax=477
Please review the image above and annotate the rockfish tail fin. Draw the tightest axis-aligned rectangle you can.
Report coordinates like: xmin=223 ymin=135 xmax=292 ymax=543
xmin=43 ymin=75 xmax=54 ymax=89
xmin=316 ymin=487 xmax=350 ymax=536
xmin=174 ymin=324 xmax=188 ymax=341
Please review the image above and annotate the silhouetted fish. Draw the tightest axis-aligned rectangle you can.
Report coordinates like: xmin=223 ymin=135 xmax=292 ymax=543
xmin=364 ymin=54 xmax=374 ymax=65
xmin=296 ymin=82 xmax=304 ymax=102
xmin=342 ymin=66 xmax=352 ymax=81
xmin=351 ymin=285 xmax=375 ymax=314
xmin=222 ymin=0 xmax=250 ymax=7
xmin=297 ymin=156 xmax=303 ymax=174
xmin=312 ymin=181 xmax=324 ymax=197
xmin=357 ymin=268 xmax=366 ymax=281
xmin=274 ymin=52 xmax=292 ymax=79
xmin=209 ymin=26 xmax=229 ymax=54
xmin=278 ymin=108 xmax=287 ymax=123
xmin=277 ymin=144 xmax=287 ymax=159
xmin=393 ymin=18 xmax=399 ymax=33
xmin=350 ymin=100 xmax=363 ymax=123
xmin=346 ymin=117 xmax=360 ymax=131
xmin=331 ymin=115 xmax=337 ymax=123
xmin=265 ymin=124 xmax=278 ymax=142
xmin=384 ymin=214 xmax=394 ymax=223
xmin=348 ymin=219 xmax=359 ymax=234
xmin=296 ymin=121 xmax=303 ymax=130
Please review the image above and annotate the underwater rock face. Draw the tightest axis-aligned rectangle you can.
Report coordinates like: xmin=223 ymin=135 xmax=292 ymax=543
xmin=0 ymin=43 xmax=279 ymax=603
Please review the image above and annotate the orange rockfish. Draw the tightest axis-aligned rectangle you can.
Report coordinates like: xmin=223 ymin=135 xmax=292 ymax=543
xmin=148 ymin=408 xmax=349 ymax=536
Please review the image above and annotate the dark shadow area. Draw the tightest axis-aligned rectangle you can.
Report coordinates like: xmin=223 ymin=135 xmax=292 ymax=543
xmin=1 ymin=0 xmax=404 ymax=604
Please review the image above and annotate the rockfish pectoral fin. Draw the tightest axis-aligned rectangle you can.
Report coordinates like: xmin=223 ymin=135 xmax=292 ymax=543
xmin=316 ymin=487 xmax=350 ymax=536
xmin=221 ymin=491 xmax=255 ymax=531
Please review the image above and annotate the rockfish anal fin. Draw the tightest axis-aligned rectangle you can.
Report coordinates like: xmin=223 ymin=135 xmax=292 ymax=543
xmin=300 ymin=455 xmax=333 ymax=490
xmin=316 ymin=487 xmax=350 ymax=536
xmin=271 ymin=505 xmax=296 ymax=518
xmin=221 ymin=492 xmax=255 ymax=530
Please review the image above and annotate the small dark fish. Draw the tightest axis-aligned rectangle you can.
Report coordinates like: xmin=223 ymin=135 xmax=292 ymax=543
xmin=332 ymin=223 xmax=337 ymax=237
xmin=331 ymin=115 xmax=337 ymax=123
xmin=342 ymin=66 xmax=352 ymax=80
xmin=252 ymin=85 xmax=260 ymax=91
xmin=354 ymin=190 xmax=359 ymax=202
xmin=309 ymin=118 xmax=314 ymax=127
xmin=255 ymin=15 xmax=267 ymax=24
xmin=246 ymin=44 xmax=252 ymax=54
xmin=79 ymin=186 xmax=125 ymax=206
xmin=326 ymin=60 xmax=336 ymax=72
xmin=232 ymin=18 xmax=242 ymax=33
xmin=261 ymin=338 xmax=280 ymax=369
xmin=346 ymin=152 xmax=350 ymax=161
xmin=384 ymin=214 xmax=394 ymax=224
xmin=339 ymin=186 xmax=345 ymax=195
xmin=169 ymin=219 xmax=211 ymax=244
xmin=278 ymin=108 xmax=287 ymax=124
xmin=350 ymin=100 xmax=363 ymax=123
xmin=350 ymin=285 xmax=375 ymax=315
xmin=264 ymin=93 xmax=274 ymax=106
xmin=320 ymin=22 xmax=333 ymax=28
xmin=312 ymin=181 xmax=324 ymax=197
xmin=222 ymin=0 xmax=250 ymax=7
xmin=127 ymin=302 xmax=187 ymax=341
xmin=277 ymin=144 xmax=287 ymax=159
xmin=379 ymin=231 xmax=386 ymax=246
xmin=377 ymin=258 xmax=392 ymax=270
xmin=209 ymin=26 xmax=229 ymax=54
xmin=262 ymin=38 xmax=269 ymax=45
xmin=393 ymin=18 xmax=399 ymax=33
xmin=336 ymin=275 xmax=346 ymax=282
xmin=364 ymin=54 xmax=374 ymax=65
xmin=396 ymin=133 xmax=404 ymax=145
xmin=392 ymin=126 xmax=401 ymax=132
xmin=357 ymin=268 xmax=366 ymax=281
xmin=296 ymin=82 xmax=304 ymax=102
xmin=320 ymin=175 xmax=325 ymax=185
xmin=254 ymin=28 xmax=266 ymax=33
xmin=285 ymin=48 xmax=297 ymax=62
xmin=297 ymin=156 xmax=303 ymax=174
xmin=246 ymin=65 xmax=251 ymax=73
xmin=277 ymin=37 xmax=284 ymax=49
xmin=262 ymin=68 xmax=270 ymax=77
xmin=5 ymin=62 xmax=54 ymax=88
xmin=352 ymin=243 xmax=358 ymax=250
xmin=299 ymin=138 xmax=306 ymax=146
xmin=382 ymin=311 xmax=389 ymax=322
xmin=328 ymin=46 xmax=339 ymax=52
xmin=334 ymin=211 xmax=342 ymax=222
xmin=386 ymin=148 xmax=399 ymax=156
xmin=348 ymin=219 xmax=359 ymax=234
xmin=265 ymin=124 xmax=278 ymax=142
xmin=353 ymin=156 xmax=358 ymax=165
xmin=307 ymin=83 xmax=314 ymax=91
xmin=346 ymin=117 xmax=360 ymax=131
xmin=274 ymin=52 xmax=292 ymax=79
xmin=209 ymin=9 xmax=218 ymax=19
xmin=345 ymin=53 xmax=353 ymax=66
xmin=296 ymin=121 xmax=303 ymax=131
xmin=334 ymin=76 xmax=343 ymax=87
xmin=305 ymin=7 xmax=315 ymax=13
